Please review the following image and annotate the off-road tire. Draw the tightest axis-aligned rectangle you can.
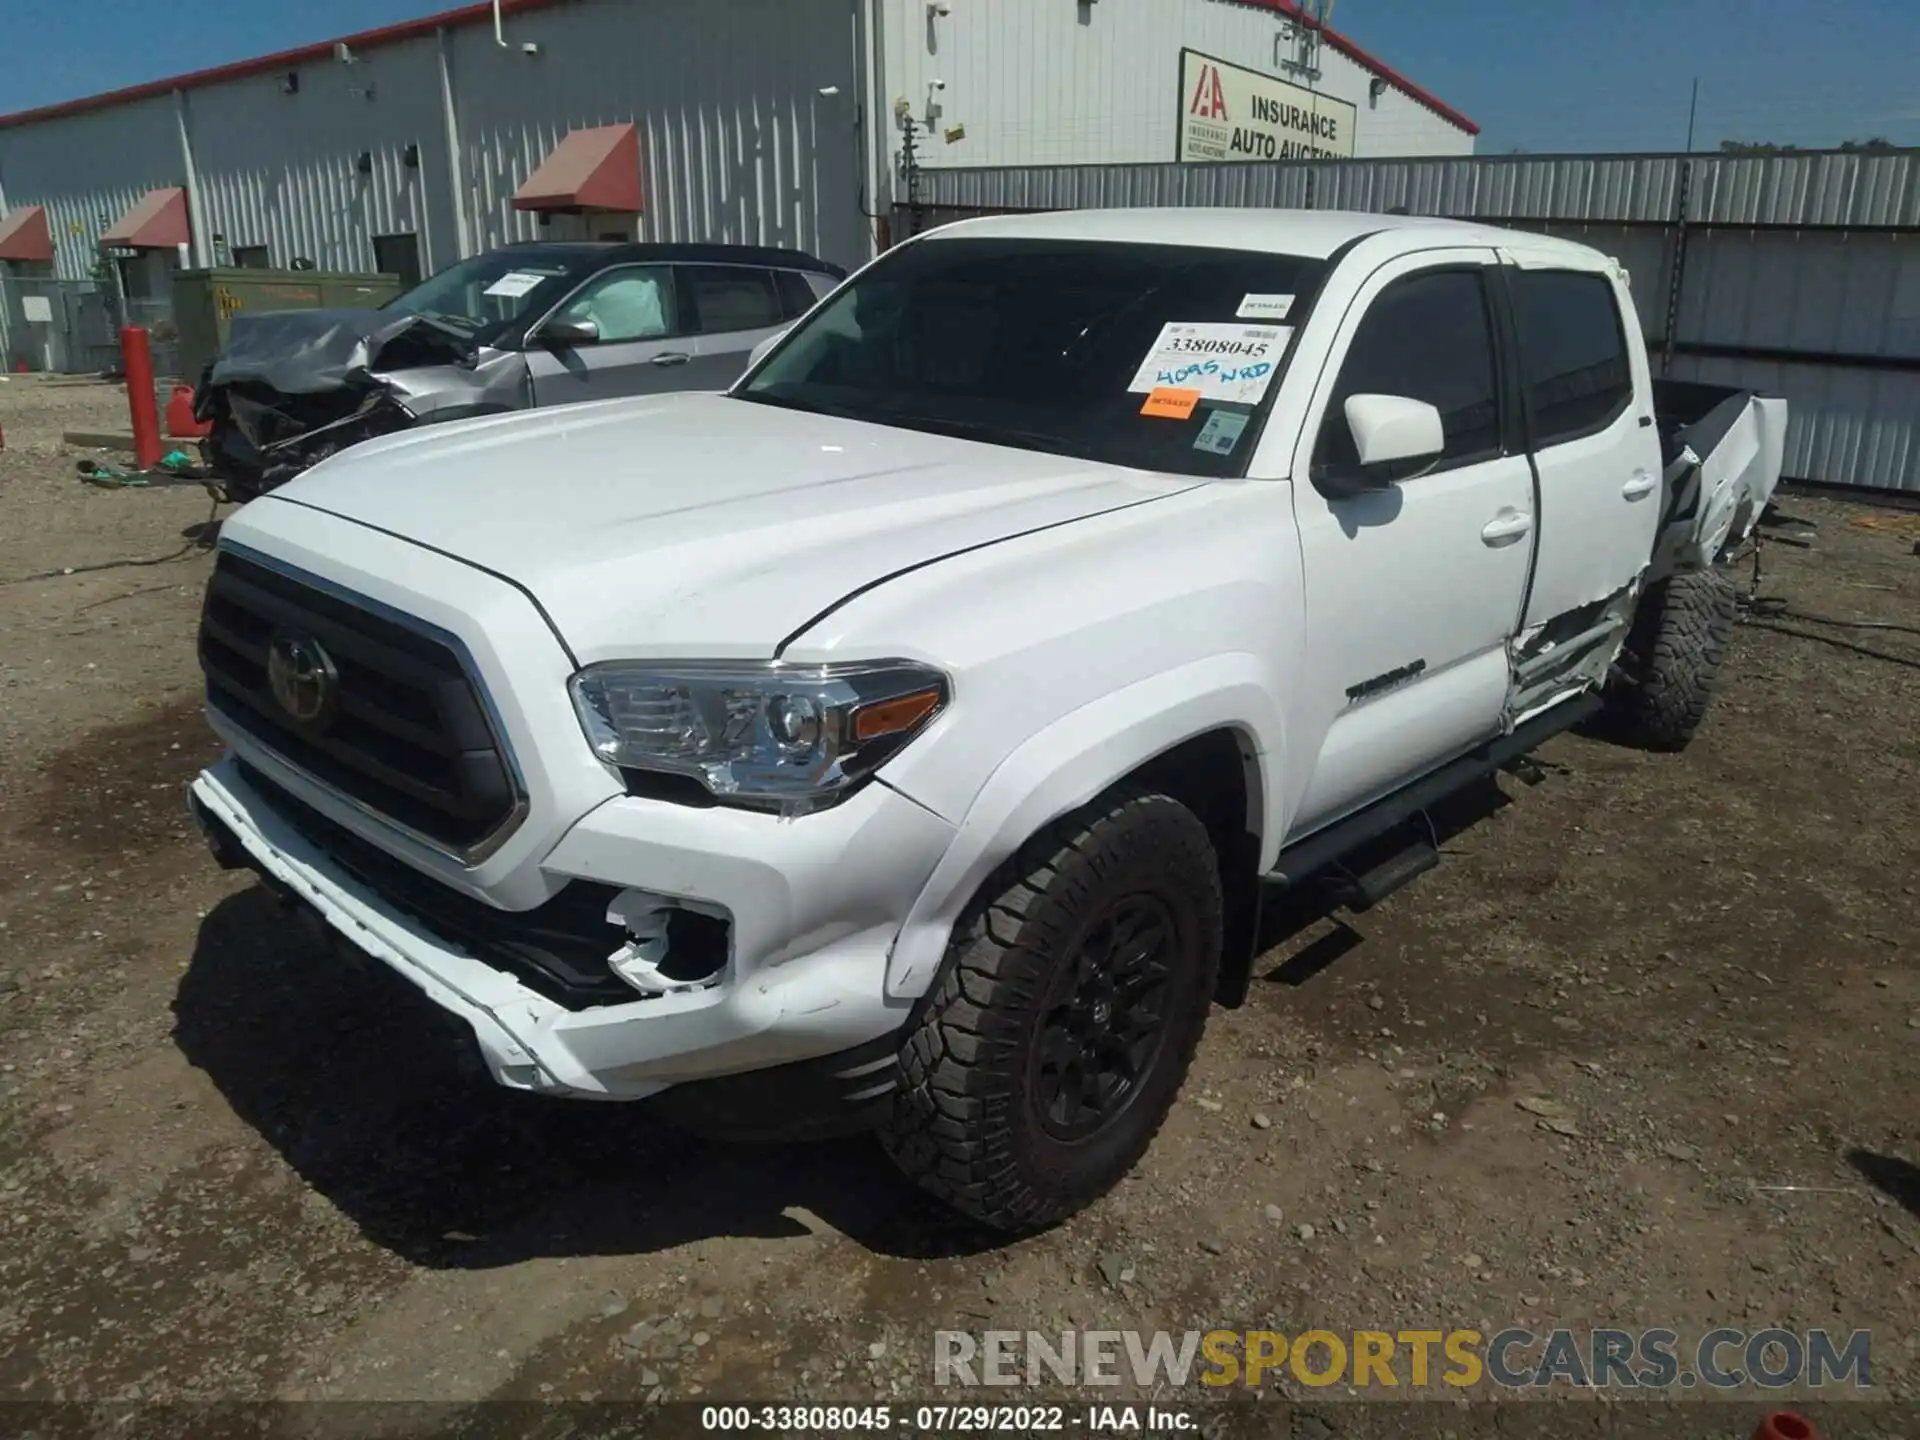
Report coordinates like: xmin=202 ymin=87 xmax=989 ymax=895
xmin=1602 ymin=567 xmax=1739 ymax=751
xmin=880 ymin=787 xmax=1222 ymax=1233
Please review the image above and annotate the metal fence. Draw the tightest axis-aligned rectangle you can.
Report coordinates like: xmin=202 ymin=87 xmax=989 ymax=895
xmin=0 ymin=275 xmax=92 ymax=374
xmin=893 ymin=147 xmax=1920 ymax=495
xmin=0 ymin=276 xmax=180 ymax=379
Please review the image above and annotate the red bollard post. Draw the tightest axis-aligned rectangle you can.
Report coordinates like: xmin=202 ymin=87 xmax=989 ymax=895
xmin=120 ymin=325 xmax=163 ymax=471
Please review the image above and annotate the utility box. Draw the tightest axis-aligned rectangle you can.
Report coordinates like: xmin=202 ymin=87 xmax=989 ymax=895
xmin=170 ymin=267 xmax=405 ymax=384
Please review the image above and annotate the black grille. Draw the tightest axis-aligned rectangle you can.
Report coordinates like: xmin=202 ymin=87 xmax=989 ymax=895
xmin=231 ymin=761 xmax=635 ymax=1010
xmin=199 ymin=551 xmax=518 ymax=852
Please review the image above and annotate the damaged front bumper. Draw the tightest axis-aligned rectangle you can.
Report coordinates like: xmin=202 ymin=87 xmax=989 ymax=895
xmin=186 ymin=755 xmax=952 ymax=1123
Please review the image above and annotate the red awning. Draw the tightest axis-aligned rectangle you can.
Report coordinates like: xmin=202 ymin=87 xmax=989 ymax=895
xmin=512 ymin=123 xmax=641 ymax=213
xmin=0 ymin=204 xmax=54 ymax=262
xmin=100 ymin=187 xmax=190 ymax=249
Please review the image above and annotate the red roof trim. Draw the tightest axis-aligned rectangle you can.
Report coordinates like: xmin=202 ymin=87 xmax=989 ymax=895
xmin=0 ymin=0 xmax=570 ymax=130
xmin=1228 ymin=0 xmax=1478 ymax=136
xmin=0 ymin=204 xmax=55 ymax=262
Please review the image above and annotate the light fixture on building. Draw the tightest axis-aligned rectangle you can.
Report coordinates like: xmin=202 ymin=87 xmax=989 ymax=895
xmin=279 ymin=72 xmax=299 ymax=95
xmin=491 ymin=0 xmax=542 ymax=54
xmin=1369 ymin=77 xmax=1389 ymax=100
xmin=355 ymin=151 xmax=374 ymax=175
xmin=333 ymin=42 xmax=358 ymax=64
xmin=403 ymin=143 xmax=420 ymax=168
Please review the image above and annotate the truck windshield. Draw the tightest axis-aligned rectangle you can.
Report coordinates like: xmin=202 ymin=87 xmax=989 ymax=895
xmin=384 ymin=250 xmax=583 ymax=343
xmin=734 ymin=236 xmax=1326 ymax=477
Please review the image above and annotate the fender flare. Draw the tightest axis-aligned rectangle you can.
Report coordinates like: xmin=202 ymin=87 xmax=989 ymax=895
xmin=884 ymin=653 xmax=1287 ymax=1000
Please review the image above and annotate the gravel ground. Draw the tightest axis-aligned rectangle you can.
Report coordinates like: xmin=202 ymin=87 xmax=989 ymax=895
xmin=1 ymin=374 xmax=1918 ymax=1433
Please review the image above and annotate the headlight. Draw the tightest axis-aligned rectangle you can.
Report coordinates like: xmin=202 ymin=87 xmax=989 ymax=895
xmin=568 ymin=660 xmax=949 ymax=813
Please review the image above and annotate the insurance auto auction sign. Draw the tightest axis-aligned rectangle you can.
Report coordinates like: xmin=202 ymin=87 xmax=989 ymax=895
xmin=1178 ymin=48 xmax=1357 ymax=161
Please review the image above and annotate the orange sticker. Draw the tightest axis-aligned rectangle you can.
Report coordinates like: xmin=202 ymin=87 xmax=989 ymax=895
xmin=1140 ymin=386 xmax=1201 ymax=420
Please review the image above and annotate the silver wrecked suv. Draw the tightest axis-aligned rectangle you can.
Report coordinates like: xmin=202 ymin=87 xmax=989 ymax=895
xmin=194 ymin=240 xmax=845 ymax=501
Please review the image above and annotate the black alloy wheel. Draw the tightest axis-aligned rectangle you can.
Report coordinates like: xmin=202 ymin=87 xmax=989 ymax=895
xmin=881 ymin=785 xmax=1223 ymax=1232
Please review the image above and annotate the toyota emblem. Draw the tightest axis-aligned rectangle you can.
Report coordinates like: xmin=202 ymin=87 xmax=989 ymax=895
xmin=266 ymin=631 xmax=339 ymax=727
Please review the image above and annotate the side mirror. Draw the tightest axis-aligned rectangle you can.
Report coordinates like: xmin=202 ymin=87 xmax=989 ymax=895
xmin=538 ymin=317 xmax=599 ymax=347
xmin=1315 ymin=394 xmax=1446 ymax=499
xmin=1346 ymin=393 xmax=1444 ymax=467
xmin=746 ymin=327 xmax=790 ymax=371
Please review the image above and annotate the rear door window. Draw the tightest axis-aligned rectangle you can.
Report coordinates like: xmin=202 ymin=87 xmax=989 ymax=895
xmin=1509 ymin=270 xmax=1634 ymax=446
xmin=685 ymin=265 xmax=787 ymax=335
xmin=774 ymin=269 xmax=822 ymax=320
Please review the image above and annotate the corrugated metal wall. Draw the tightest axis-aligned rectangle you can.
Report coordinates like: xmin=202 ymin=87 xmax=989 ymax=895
xmin=913 ymin=149 xmax=1920 ymax=227
xmin=907 ymin=150 xmax=1920 ymax=494
xmin=184 ymin=61 xmax=452 ymax=276
xmin=1673 ymin=355 xmax=1917 ymax=496
xmin=0 ymin=0 xmax=869 ymax=289
xmin=877 ymin=0 xmax=1474 ymax=170
xmin=0 ymin=94 xmax=186 ymax=277
xmin=448 ymin=0 xmax=866 ymax=268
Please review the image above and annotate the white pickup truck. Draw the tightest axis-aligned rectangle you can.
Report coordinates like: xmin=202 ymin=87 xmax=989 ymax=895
xmin=187 ymin=209 xmax=1786 ymax=1232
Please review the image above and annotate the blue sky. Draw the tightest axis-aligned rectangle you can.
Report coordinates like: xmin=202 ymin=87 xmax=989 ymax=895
xmin=3 ymin=0 xmax=1916 ymax=152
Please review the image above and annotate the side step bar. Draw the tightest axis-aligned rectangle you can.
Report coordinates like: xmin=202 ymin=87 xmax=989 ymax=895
xmin=1269 ymin=692 xmax=1602 ymax=889
xmin=1326 ymin=837 xmax=1440 ymax=912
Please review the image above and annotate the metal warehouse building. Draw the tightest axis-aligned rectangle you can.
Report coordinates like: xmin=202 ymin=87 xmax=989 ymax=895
xmin=0 ymin=0 xmax=1474 ymax=297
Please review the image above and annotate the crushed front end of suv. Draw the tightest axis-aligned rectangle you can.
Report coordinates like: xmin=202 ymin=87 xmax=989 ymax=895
xmin=194 ymin=242 xmax=843 ymax=502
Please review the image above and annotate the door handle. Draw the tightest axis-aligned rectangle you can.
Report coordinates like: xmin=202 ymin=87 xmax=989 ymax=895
xmin=1480 ymin=511 xmax=1533 ymax=545
xmin=651 ymin=352 xmax=692 ymax=366
xmin=1622 ymin=470 xmax=1657 ymax=500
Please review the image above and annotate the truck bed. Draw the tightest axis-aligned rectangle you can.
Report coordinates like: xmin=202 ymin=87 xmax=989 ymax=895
xmin=1649 ymin=378 xmax=1789 ymax=574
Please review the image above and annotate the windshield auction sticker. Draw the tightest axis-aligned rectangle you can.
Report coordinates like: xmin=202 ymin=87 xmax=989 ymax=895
xmin=483 ymin=270 xmax=551 ymax=298
xmin=1237 ymin=292 xmax=1294 ymax=320
xmin=1128 ymin=322 xmax=1290 ymax=407
xmin=1141 ymin=386 xmax=1202 ymax=420
xmin=1193 ymin=408 xmax=1251 ymax=453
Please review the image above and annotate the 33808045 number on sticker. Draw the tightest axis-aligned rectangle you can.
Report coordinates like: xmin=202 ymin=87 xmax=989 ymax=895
xmin=1128 ymin=321 xmax=1291 ymax=407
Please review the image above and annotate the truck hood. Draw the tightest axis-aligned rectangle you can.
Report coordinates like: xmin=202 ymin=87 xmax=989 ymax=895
xmin=268 ymin=391 xmax=1197 ymax=663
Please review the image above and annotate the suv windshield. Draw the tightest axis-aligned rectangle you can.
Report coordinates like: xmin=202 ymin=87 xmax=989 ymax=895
xmin=734 ymin=236 xmax=1326 ymax=477
xmin=384 ymin=250 xmax=586 ymax=344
